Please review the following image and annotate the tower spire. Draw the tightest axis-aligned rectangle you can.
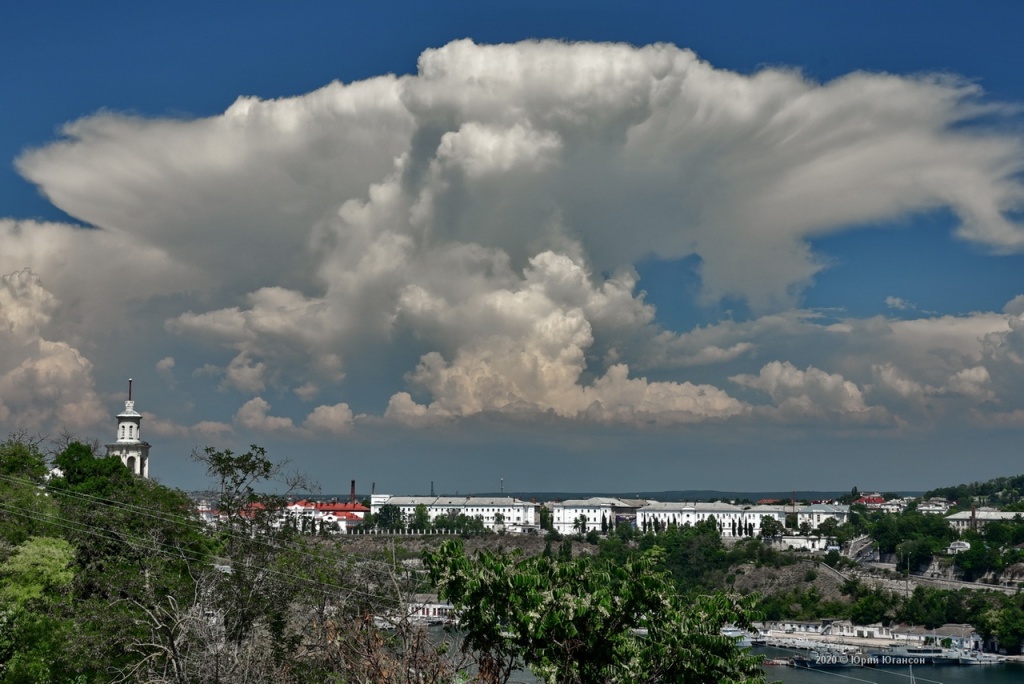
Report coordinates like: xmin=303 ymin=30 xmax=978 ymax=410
xmin=105 ymin=378 xmax=150 ymax=478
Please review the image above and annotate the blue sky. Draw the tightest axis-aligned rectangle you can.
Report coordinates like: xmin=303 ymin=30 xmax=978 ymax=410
xmin=3 ymin=2 xmax=1024 ymax=495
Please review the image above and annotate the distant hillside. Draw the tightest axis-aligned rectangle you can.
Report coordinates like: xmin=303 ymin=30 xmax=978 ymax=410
xmin=925 ymin=474 xmax=1024 ymax=507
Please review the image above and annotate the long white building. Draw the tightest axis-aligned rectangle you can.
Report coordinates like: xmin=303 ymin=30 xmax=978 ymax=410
xmin=637 ymin=502 xmax=768 ymax=538
xmin=548 ymin=497 xmax=647 ymax=535
xmin=370 ymin=495 xmax=538 ymax=532
xmin=634 ymin=502 xmax=846 ymax=538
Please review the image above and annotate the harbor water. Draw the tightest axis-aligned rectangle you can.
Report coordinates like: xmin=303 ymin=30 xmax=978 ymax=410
xmin=758 ymin=648 xmax=1024 ymax=684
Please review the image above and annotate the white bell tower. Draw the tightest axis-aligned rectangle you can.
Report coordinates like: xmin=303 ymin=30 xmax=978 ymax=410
xmin=105 ymin=378 xmax=151 ymax=478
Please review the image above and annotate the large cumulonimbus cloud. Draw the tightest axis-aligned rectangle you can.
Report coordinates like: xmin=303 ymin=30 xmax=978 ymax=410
xmin=4 ymin=39 xmax=1024 ymax=436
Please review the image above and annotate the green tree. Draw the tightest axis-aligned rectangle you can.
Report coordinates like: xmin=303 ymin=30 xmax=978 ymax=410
xmin=424 ymin=539 xmax=765 ymax=684
xmin=0 ymin=435 xmax=58 ymax=545
xmin=993 ymin=601 xmax=1024 ymax=654
xmin=411 ymin=503 xmax=431 ymax=530
xmin=759 ymin=516 xmax=783 ymax=539
xmin=0 ymin=536 xmax=78 ymax=683
xmin=784 ymin=512 xmax=798 ymax=530
xmin=816 ymin=517 xmax=839 ymax=539
xmin=375 ymin=504 xmax=405 ymax=531
xmin=539 ymin=505 xmax=553 ymax=531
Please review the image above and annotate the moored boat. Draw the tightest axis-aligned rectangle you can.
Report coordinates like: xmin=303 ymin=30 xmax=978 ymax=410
xmin=792 ymin=649 xmax=859 ymax=669
xmin=957 ymin=649 xmax=1005 ymax=665
xmin=866 ymin=644 xmax=959 ymax=666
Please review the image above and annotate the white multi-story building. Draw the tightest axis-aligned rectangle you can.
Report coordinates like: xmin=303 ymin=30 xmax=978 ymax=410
xmin=634 ymin=501 xmax=851 ymax=538
xmin=946 ymin=508 xmax=1021 ymax=532
xmin=548 ymin=497 xmax=646 ymax=535
xmin=370 ymin=495 xmax=538 ymax=532
xmin=636 ymin=502 xmax=792 ymax=538
xmin=796 ymin=503 xmax=850 ymax=529
xmin=917 ymin=498 xmax=951 ymax=515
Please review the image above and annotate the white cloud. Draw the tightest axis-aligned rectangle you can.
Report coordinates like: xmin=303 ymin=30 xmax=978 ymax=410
xmin=885 ymin=296 xmax=913 ymax=310
xmin=0 ymin=269 xmax=106 ymax=432
xmin=223 ymin=353 xmax=267 ymax=394
xmin=1004 ymin=295 xmax=1024 ymax=316
xmin=731 ymin=361 xmax=887 ymax=423
xmin=4 ymin=39 xmax=1024 ymax=438
xmin=233 ymin=396 xmax=353 ymax=437
xmin=234 ymin=397 xmax=298 ymax=435
xmin=303 ymin=403 xmax=354 ymax=435
xmin=156 ymin=356 xmax=176 ymax=386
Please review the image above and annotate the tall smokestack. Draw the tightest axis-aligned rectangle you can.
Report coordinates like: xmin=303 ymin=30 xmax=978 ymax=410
xmin=372 ymin=482 xmax=376 ymax=495
xmin=350 ymin=480 xmax=356 ymax=504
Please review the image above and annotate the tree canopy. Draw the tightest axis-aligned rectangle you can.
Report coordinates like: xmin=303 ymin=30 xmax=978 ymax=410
xmin=425 ymin=538 xmax=765 ymax=684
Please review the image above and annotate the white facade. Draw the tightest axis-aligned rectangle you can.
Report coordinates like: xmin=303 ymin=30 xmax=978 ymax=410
xmin=917 ymin=498 xmax=951 ymax=515
xmin=104 ymin=379 xmax=150 ymax=478
xmin=636 ymin=502 xmax=790 ymax=538
xmin=370 ymin=495 xmax=537 ymax=532
xmin=946 ymin=509 xmax=1022 ymax=532
xmin=770 ymin=534 xmax=830 ymax=552
xmin=549 ymin=497 xmax=643 ymax=535
xmin=796 ymin=503 xmax=850 ymax=529
xmin=631 ymin=501 xmax=852 ymax=539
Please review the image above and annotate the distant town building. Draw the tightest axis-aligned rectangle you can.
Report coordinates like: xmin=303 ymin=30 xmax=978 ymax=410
xmin=370 ymin=495 xmax=538 ymax=532
xmin=636 ymin=501 xmax=792 ymax=538
xmin=797 ymin=503 xmax=850 ymax=528
xmin=946 ymin=540 xmax=971 ymax=555
xmin=285 ymin=499 xmax=368 ymax=533
xmin=854 ymin=494 xmax=886 ymax=508
xmin=946 ymin=509 xmax=1022 ymax=532
xmin=880 ymin=498 xmax=911 ymax=514
xmin=549 ymin=497 xmax=646 ymax=534
xmin=104 ymin=378 xmax=150 ymax=478
xmin=917 ymin=498 xmax=951 ymax=515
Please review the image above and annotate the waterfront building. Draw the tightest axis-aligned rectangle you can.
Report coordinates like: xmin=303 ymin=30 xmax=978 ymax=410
xmin=104 ymin=379 xmax=150 ymax=478
xmin=890 ymin=623 xmax=981 ymax=651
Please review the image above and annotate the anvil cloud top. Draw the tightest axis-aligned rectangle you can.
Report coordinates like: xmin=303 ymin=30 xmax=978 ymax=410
xmin=2 ymin=2 xmax=1023 ymax=493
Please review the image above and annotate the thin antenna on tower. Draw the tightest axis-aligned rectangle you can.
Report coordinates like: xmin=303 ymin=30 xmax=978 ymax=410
xmin=500 ymin=477 xmax=504 ymax=494
xmin=128 ymin=378 xmax=133 ymax=401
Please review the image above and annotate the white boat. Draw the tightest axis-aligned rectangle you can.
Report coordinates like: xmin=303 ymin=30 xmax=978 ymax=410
xmin=868 ymin=644 xmax=960 ymax=666
xmin=957 ymin=649 xmax=1004 ymax=665
xmin=720 ymin=626 xmax=752 ymax=648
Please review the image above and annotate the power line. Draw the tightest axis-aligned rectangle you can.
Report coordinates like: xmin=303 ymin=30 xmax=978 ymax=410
xmin=0 ymin=499 xmax=410 ymax=606
xmin=0 ymin=471 xmax=417 ymax=575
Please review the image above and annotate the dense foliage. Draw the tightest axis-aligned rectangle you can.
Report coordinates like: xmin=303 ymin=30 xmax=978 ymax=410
xmin=0 ymin=438 xmax=458 ymax=683
xmin=926 ymin=474 xmax=1024 ymax=507
xmin=425 ymin=539 xmax=766 ymax=684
